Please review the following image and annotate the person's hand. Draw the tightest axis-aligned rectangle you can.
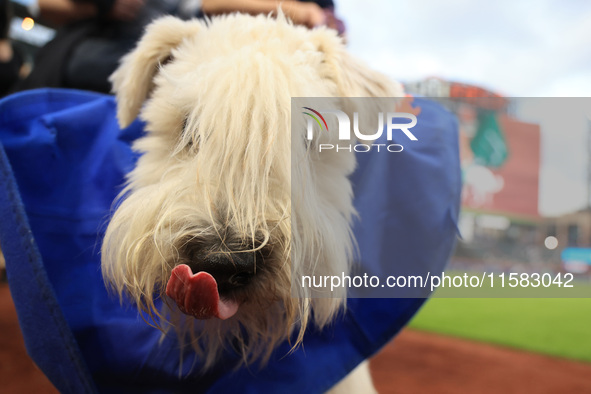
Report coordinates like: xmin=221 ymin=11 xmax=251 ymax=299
xmin=201 ymin=1 xmax=327 ymax=29
xmin=109 ymin=0 xmax=145 ymax=21
xmin=284 ymin=1 xmax=326 ymax=29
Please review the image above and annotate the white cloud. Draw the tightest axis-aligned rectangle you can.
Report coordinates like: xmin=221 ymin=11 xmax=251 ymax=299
xmin=338 ymin=0 xmax=591 ymax=97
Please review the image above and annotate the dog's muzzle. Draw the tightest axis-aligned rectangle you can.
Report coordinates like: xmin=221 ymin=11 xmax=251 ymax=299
xmin=166 ymin=252 xmax=257 ymax=320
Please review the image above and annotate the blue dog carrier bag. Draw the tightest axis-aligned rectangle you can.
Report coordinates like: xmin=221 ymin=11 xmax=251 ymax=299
xmin=0 ymin=88 xmax=460 ymax=393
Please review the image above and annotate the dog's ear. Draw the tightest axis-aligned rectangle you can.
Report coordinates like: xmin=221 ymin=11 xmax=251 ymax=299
xmin=110 ymin=16 xmax=202 ymax=128
xmin=311 ymin=29 xmax=404 ymax=97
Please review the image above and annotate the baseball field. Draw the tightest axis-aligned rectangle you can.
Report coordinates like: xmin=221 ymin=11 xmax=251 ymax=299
xmin=368 ymin=289 xmax=591 ymax=393
xmin=409 ymin=295 xmax=591 ymax=363
xmin=3 ymin=282 xmax=591 ymax=393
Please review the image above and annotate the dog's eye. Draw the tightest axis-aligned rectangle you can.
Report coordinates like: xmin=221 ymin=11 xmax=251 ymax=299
xmin=185 ymin=136 xmax=201 ymax=152
xmin=181 ymin=118 xmax=197 ymax=151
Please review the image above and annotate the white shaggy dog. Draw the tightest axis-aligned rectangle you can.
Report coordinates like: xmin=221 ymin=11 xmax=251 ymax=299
xmin=102 ymin=12 xmax=403 ymax=392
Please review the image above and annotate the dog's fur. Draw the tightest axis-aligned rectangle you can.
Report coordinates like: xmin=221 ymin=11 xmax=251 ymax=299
xmin=102 ymin=12 xmax=402 ymax=391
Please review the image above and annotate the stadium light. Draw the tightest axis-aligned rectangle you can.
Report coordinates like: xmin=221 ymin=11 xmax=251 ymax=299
xmin=21 ymin=17 xmax=34 ymax=31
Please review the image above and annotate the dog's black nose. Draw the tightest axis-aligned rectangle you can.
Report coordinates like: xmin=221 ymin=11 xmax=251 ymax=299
xmin=198 ymin=252 xmax=257 ymax=292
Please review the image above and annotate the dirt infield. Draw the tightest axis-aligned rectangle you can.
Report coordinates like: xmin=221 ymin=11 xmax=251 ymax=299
xmin=0 ymin=284 xmax=57 ymax=394
xmin=2 ymin=283 xmax=591 ymax=393
xmin=371 ymin=330 xmax=591 ymax=394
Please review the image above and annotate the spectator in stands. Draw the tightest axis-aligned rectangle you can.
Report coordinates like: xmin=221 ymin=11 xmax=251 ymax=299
xmin=0 ymin=0 xmax=24 ymax=96
xmin=19 ymin=0 xmax=345 ymax=93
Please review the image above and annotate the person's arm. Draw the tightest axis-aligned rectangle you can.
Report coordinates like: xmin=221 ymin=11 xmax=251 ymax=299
xmin=201 ymin=0 xmax=326 ymax=28
xmin=37 ymin=0 xmax=98 ymax=25
xmin=38 ymin=0 xmax=144 ymax=26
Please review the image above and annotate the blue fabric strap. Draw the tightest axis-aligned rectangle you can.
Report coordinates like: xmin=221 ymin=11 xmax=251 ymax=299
xmin=0 ymin=141 xmax=97 ymax=394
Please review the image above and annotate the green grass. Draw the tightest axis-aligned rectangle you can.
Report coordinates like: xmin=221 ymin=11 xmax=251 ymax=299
xmin=409 ymin=297 xmax=591 ymax=363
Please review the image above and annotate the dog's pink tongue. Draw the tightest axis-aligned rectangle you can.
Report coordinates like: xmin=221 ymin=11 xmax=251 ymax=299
xmin=166 ymin=264 xmax=239 ymax=320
